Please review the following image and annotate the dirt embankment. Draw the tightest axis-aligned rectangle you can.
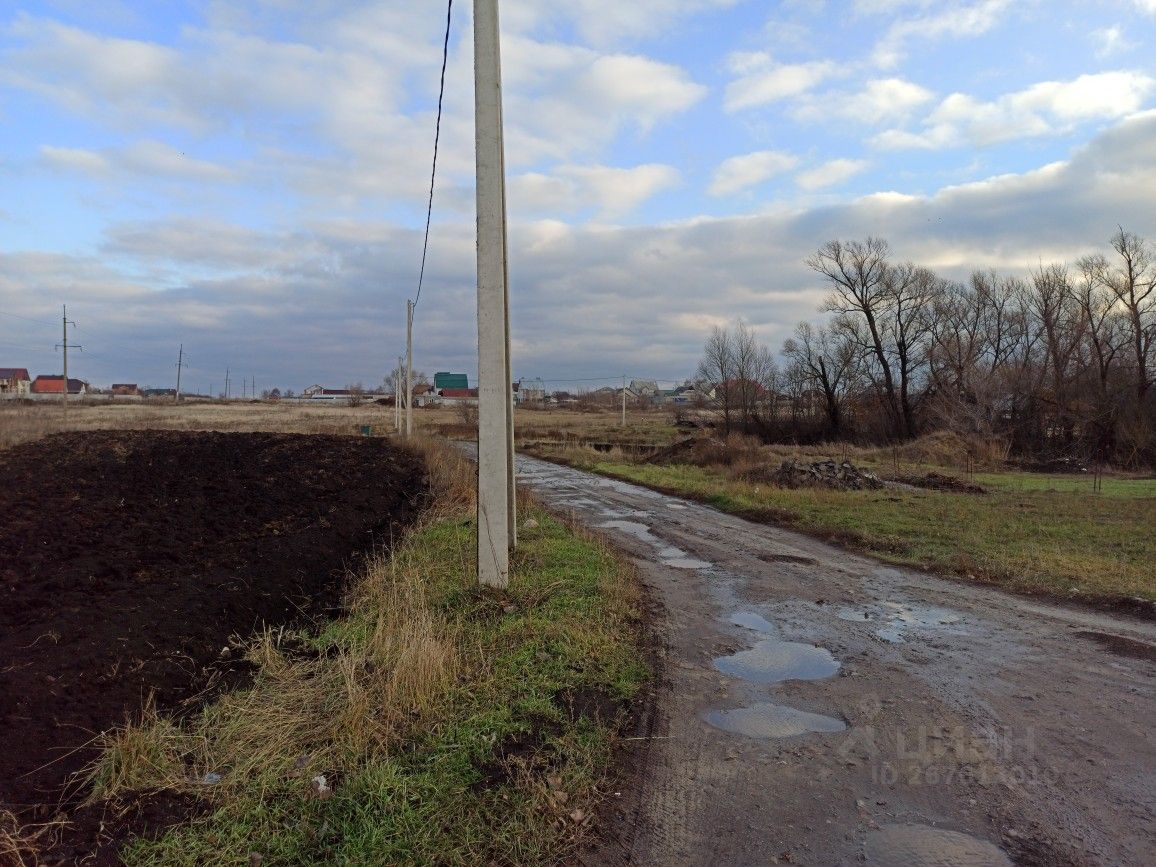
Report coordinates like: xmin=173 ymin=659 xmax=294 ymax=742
xmin=0 ymin=430 xmax=425 ymax=859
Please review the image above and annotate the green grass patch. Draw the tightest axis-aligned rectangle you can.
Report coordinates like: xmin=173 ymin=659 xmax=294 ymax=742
xmin=106 ymin=455 xmax=645 ymax=865
xmin=576 ymin=459 xmax=1156 ymax=605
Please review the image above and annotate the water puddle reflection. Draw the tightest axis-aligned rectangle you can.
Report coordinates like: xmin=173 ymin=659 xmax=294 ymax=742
xmin=837 ymin=601 xmax=965 ymax=644
xmin=705 ymin=703 xmax=846 ymax=738
xmin=714 ymin=639 xmax=840 ymax=683
xmin=865 ymin=825 xmax=1012 ymax=866
xmin=597 ymin=520 xmax=713 ymax=571
xmin=729 ymin=611 xmax=776 ymax=633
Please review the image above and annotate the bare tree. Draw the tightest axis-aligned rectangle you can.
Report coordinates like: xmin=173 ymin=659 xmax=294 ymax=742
xmin=783 ymin=321 xmax=857 ymax=437
xmin=347 ymin=382 xmax=366 ymax=407
xmin=1102 ymin=227 xmax=1156 ymax=401
xmin=697 ymin=324 xmax=736 ymax=433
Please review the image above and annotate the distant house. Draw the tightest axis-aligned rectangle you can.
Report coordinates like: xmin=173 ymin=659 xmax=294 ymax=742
xmin=439 ymin=387 xmax=479 ymax=406
xmin=434 ymin=372 xmax=469 ymax=391
xmin=31 ymin=375 xmax=88 ymax=395
xmin=0 ymin=367 xmax=32 ymax=395
xmin=518 ymin=378 xmax=546 ymax=405
xmin=411 ymin=383 xmax=437 ymax=407
xmin=111 ymin=383 xmax=141 ymax=396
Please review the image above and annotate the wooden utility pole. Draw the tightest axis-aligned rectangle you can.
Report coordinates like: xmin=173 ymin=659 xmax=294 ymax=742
xmin=174 ymin=344 xmax=185 ymax=403
xmin=225 ymin=368 xmax=230 ymax=400
xmin=474 ymin=0 xmax=515 ymax=588
xmin=621 ymin=375 xmax=626 ymax=427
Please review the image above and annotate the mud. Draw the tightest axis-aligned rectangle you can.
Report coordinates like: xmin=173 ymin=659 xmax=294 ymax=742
xmin=0 ymin=430 xmax=423 ymax=860
xmin=704 ymin=703 xmax=847 ymax=739
xmin=511 ymin=454 xmax=1156 ymax=867
xmin=865 ymin=824 xmax=1013 ymax=866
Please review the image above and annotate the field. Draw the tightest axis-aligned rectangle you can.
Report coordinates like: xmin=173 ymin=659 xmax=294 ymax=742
xmin=0 ymin=405 xmax=647 ymax=865
xmin=526 ymin=432 xmax=1156 ymax=610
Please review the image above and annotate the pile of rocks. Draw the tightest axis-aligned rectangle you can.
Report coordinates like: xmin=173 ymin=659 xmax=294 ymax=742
xmin=770 ymin=459 xmax=883 ymax=490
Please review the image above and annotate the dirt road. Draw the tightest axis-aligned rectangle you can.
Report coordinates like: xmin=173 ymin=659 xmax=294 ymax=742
xmin=512 ymin=455 xmax=1156 ymax=866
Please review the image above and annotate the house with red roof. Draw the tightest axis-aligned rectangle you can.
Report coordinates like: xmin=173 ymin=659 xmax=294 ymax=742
xmin=31 ymin=375 xmax=88 ymax=395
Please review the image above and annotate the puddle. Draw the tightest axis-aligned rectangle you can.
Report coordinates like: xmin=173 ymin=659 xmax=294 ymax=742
xmin=705 ymin=702 xmax=846 ymax=738
xmin=837 ymin=601 xmax=965 ymax=643
xmin=598 ymin=520 xmax=659 ymax=543
xmin=597 ymin=520 xmax=713 ymax=571
xmin=664 ymin=557 xmax=713 ymax=569
xmin=665 ymin=503 xmax=687 ymax=510
xmin=885 ymin=602 xmax=962 ymax=626
xmin=877 ymin=625 xmax=906 ymax=644
xmin=730 ymin=611 xmax=775 ymax=633
xmin=758 ymin=552 xmax=818 ymax=565
xmin=714 ymin=639 xmax=840 ymax=683
xmin=865 ymin=825 xmax=1012 ymax=866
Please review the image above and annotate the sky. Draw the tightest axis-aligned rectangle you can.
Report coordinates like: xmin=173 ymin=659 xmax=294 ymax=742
xmin=1 ymin=0 xmax=1155 ymax=394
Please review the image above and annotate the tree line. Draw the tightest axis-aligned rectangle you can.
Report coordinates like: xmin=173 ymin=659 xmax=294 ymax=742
xmin=697 ymin=228 xmax=1156 ymax=467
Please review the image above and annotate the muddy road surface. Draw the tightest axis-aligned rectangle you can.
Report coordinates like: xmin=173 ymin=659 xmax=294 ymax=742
xmin=512 ymin=455 xmax=1155 ymax=867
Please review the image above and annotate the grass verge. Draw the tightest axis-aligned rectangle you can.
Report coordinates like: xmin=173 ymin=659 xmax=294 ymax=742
xmin=85 ymin=439 xmax=647 ymax=865
xmin=538 ymin=447 xmax=1156 ymax=607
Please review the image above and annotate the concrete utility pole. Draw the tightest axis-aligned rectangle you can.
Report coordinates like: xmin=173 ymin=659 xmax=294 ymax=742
xmin=622 ymin=375 xmax=627 ymax=427
xmin=474 ymin=0 xmax=516 ymax=588
xmin=56 ymin=305 xmax=80 ymax=415
xmin=225 ymin=368 xmax=230 ymax=400
xmin=174 ymin=344 xmax=185 ymax=403
xmin=405 ymin=299 xmax=414 ymax=437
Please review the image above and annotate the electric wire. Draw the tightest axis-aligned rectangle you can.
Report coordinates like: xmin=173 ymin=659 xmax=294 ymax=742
xmin=413 ymin=0 xmax=453 ymax=309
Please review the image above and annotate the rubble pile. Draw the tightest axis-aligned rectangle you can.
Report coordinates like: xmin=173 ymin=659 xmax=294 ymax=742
xmin=769 ymin=459 xmax=883 ymax=490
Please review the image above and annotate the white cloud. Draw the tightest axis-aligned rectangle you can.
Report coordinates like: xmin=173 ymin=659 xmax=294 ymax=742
xmin=873 ymin=71 xmax=1155 ymax=149
xmin=791 ymin=77 xmax=935 ymax=124
xmin=511 ymin=163 xmax=681 ymax=217
xmin=1134 ymin=0 xmax=1156 ymax=13
xmin=796 ymin=158 xmax=869 ymax=190
xmin=41 ymin=140 xmax=235 ymax=181
xmin=871 ymin=0 xmax=1012 ymax=68
xmin=503 ymin=40 xmax=707 ymax=164
xmin=505 ymin=0 xmax=742 ymax=46
xmin=724 ymin=52 xmax=841 ymax=111
xmin=709 ymin=150 xmax=800 ymax=196
xmin=1091 ymin=25 xmax=1135 ymax=59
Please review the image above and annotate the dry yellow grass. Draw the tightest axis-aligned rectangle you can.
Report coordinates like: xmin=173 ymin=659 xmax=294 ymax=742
xmin=0 ymin=399 xmax=678 ymax=451
xmin=87 ymin=440 xmax=468 ymax=802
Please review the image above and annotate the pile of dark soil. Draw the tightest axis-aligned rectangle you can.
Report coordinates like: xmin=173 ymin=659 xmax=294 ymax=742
xmin=765 ymin=459 xmax=883 ymax=490
xmin=644 ymin=437 xmax=702 ymax=464
xmin=0 ymin=430 xmax=425 ymax=862
xmin=898 ymin=472 xmax=987 ymax=495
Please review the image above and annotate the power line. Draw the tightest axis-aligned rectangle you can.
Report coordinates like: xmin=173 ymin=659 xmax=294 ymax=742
xmin=0 ymin=310 xmax=59 ymax=327
xmin=413 ymin=0 xmax=454 ymax=309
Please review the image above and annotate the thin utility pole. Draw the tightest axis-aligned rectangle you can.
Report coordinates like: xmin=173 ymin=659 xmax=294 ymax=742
xmin=252 ymin=375 xmax=256 ymax=400
xmin=56 ymin=305 xmax=80 ymax=415
xmin=225 ymin=368 xmax=230 ymax=400
xmin=474 ymin=0 xmax=515 ymax=588
xmin=405 ymin=299 xmax=414 ymax=436
xmin=621 ymin=375 xmax=626 ymax=427
xmin=395 ymin=355 xmax=403 ymax=432
xmin=174 ymin=344 xmax=185 ymax=403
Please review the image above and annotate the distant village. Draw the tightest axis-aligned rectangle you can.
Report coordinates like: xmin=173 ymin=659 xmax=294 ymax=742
xmin=0 ymin=367 xmax=717 ymax=408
